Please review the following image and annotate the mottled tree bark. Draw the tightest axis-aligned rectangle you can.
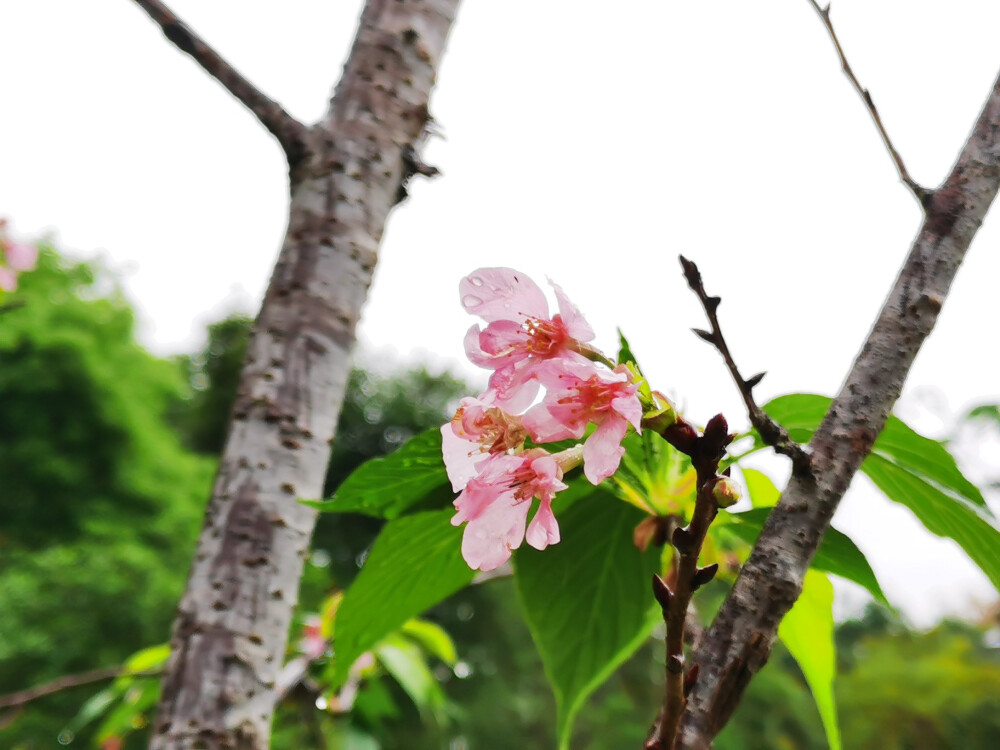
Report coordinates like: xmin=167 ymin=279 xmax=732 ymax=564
xmin=131 ymin=1 xmax=461 ymax=747
xmin=677 ymin=70 xmax=1000 ymax=749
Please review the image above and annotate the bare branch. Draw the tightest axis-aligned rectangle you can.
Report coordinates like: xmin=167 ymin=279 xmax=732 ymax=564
xmin=677 ymin=255 xmax=813 ymax=476
xmin=807 ymin=1 xmax=930 ymax=204
xmin=677 ymin=68 xmax=1000 ymax=748
xmin=644 ymin=415 xmax=733 ymax=749
xmin=131 ymin=0 xmax=308 ymax=162
xmin=0 ymin=666 xmax=161 ymax=711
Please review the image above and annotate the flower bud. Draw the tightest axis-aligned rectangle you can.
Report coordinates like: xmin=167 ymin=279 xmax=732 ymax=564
xmin=712 ymin=476 xmax=742 ymax=508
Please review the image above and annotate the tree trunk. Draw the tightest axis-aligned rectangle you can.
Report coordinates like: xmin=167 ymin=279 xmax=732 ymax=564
xmin=142 ymin=1 xmax=461 ymax=746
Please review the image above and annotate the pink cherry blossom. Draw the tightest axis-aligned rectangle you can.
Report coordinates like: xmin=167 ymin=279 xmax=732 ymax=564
xmin=441 ymin=393 xmax=527 ymax=492
xmin=451 ymin=449 xmax=568 ymax=571
xmin=461 ymin=268 xmax=595 ymax=410
xmin=0 ymin=267 xmax=17 ymax=292
xmin=4 ymin=242 xmax=38 ymax=272
xmin=522 ymin=360 xmax=642 ymax=484
xmin=299 ymin=615 xmax=327 ymax=659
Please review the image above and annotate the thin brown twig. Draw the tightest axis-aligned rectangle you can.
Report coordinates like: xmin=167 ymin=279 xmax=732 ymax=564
xmin=678 ymin=256 xmax=812 ymax=476
xmin=644 ymin=414 xmax=732 ymax=750
xmin=806 ymin=0 xmax=930 ymax=204
xmin=0 ymin=667 xmax=162 ymax=710
xmin=130 ymin=0 xmax=308 ymax=162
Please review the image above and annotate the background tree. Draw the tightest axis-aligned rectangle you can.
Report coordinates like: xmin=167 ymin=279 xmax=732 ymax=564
xmin=0 ymin=248 xmax=214 ymax=746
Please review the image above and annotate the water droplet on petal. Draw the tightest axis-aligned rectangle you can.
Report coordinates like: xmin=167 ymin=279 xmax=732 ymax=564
xmin=469 ymin=276 xmax=484 ymax=287
xmin=462 ymin=294 xmax=482 ymax=308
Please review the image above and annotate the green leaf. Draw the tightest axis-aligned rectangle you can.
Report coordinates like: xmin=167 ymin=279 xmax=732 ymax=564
xmin=724 ymin=507 xmax=888 ymax=604
xmin=761 ymin=393 xmax=1000 ymax=593
xmin=616 ymin=327 xmax=644 ymax=373
xmin=121 ymin=642 xmax=169 ymax=674
xmin=863 ymin=453 xmax=1000 ymax=593
xmin=778 ymin=570 xmax=841 ymax=750
xmin=309 ymin=427 xmax=450 ymax=518
xmin=965 ymin=402 xmax=1000 ymax=427
xmin=742 ymin=467 xmax=780 ymax=508
xmin=353 ymin=677 xmax=401 ymax=724
xmin=515 ymin=489 xmax=661 ymax=750
xmin=62 ymin=688 xmax=118 ymax=735
xmin=61 ymin=644 xmax=169 ymax=736
xmin=763 ymin=393 xmax=987 ymax=509
xmin=612 ymin=430 xmax=696 ymax=516
xmin=400 ymin=618 xmax=458 ymax=666
xmin=95 ymin=678 xmax=160 ymax=742
xmin=374 ymin=633 xmax=449 ymax=722
xmin=332 ymin=509 xmax=474 ymax=687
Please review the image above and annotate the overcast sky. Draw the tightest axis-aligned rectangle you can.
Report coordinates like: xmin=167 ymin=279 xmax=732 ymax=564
xmin=2 ymin=0 xmax=999 ymax=626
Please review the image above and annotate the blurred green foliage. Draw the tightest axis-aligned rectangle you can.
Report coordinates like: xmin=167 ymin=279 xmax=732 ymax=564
xmin=835 ymin=606 xmax=1000 ymax=749
xmin=3 ymin=249 xmax=1000 ymax=749
xmin=0 ymin=249 xmax=214 ymax=746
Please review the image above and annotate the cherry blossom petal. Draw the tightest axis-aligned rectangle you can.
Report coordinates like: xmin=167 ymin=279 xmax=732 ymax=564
xmin=487 ymin=365 xmax=540 ymax=413
xmin=583 ymin=414 xmax=629 ymax=484
xmin=612 ymin=391 xmax=643 ymax=432
xmin=549 ymin=279 xmax=595 ymax=342
xmin=525 ymin=498 xmax=560 ymax=550
xmin=451 ymin=469 xmax=508 ymax=525
xmin=459 ymin=495 xmax=529 ymax=571
xmin=460 ymin=268 xmax=548 ymax=323
xmin=522 ymin=402 xmax=583 ymax=443
xmin=527 ymin=453 xmax=564 ymax=490
xmin=477 ymin=320 xmax=528 ymax=357
xmin=441 ymin=422 xmax=484 ymax=492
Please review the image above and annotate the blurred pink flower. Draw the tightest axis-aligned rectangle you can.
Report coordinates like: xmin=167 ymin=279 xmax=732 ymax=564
xmin=300 ymin=615 xmax=326 ymax=659
xmin=441 ymin=393 xmax=527 ymax=492
xmin=461 ymin=268 xmax=595 ymax=411
xmin=0 ymin=267 xmax=17 ymax=292
xmin=522 ymin=361 xmax=641 ymax=484
xmin=0 ymin=222 xmax=38 ymax=291
xmin=451 ymin=449 xmax=568 ymax=571
xmin=5 ymin=242 xmax=38 ymax=272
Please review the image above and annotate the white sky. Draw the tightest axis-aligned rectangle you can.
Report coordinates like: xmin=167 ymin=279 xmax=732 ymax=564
xmin=2 ymin=0 xmax=999 ymax=626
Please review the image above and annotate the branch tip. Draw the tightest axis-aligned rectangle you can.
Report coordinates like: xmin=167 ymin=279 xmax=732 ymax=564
xmin=805 ymin=0 xmax=929 ymax=204
xmin=679 ymin=257 xmax=809 ymax=469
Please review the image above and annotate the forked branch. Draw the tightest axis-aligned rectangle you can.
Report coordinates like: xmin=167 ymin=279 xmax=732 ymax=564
xmin=807 ymin=0 xmax=930 ymax=204
xmin=677 ymin=66 xmax=1000 ymax=749
xmin=131 ymin=0 xmax=308 ymax=162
